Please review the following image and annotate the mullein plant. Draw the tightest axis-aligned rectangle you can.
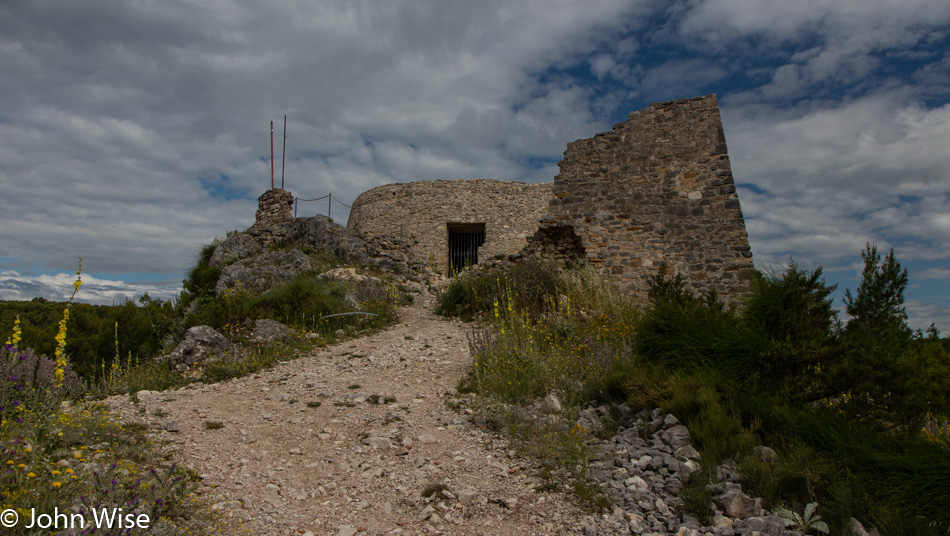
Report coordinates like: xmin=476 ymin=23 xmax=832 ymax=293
xmin=2 ymin=262 xmax=217 ymax=535
xmin=1 ymin=260 xmax=87 ymax=437
xmin=53 ymin=260 xmax=82 ymax=388
xmin=1 ymin=262 xmax=87 ymax=524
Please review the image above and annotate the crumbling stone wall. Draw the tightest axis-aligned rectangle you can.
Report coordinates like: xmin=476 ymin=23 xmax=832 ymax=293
xmin=542 ymin=94 xmax=754 ymax=299
xmin=346 ymin=179 xmax=552 ymax=275
xmin=248 ymin=188 xmax=294 ymax=245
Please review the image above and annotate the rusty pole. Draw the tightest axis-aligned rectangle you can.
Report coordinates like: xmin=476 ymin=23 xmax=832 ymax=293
xmin=270 ymin=121 xmax=275 ymax=189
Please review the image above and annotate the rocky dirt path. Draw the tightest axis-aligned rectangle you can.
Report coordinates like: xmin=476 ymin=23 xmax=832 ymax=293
xmin=106 ymin=300 xmax=587 ymax=536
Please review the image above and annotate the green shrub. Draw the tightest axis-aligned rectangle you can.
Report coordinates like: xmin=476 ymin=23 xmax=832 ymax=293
xmin=739 ymin=396 xmax=950 ymax=534
xmin=0 ymin=296 xmax=178 ymax=381
xmin=249 ymin=276 xmax=343 ymax=324
xmin=681 ymin=464 xmax=716 ymax=524
xmin=665 ymin=382 xmax=756 ymax=465
xmin=745 ymin=260 xmax=837 ymax=348
xmin=437 ymin=260 xmax=562 ymax=321
xmin=635 ymin=290 xmax=766 ymax=377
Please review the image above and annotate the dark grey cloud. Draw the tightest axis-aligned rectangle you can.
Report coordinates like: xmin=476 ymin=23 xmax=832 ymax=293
xmin=0 ymin=0 xmax=642 ymax=280
xmin=0 ymin=0 xmax=947 ymax=330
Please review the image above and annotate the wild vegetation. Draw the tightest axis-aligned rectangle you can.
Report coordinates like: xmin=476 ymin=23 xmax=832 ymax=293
xmin=1 ymin=238 xmax=406 ymax=533
xmin=438 ymin=246 xmax=950 ymax=536
xmin=1 ymin=269 xmax=218 ymax=535
xmin=0 ymin=240 xmax=404 ymax=392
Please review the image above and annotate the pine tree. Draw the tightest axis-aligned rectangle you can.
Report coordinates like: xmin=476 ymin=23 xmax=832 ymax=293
xmin=843 ymin=243 xmax=910 ymax=339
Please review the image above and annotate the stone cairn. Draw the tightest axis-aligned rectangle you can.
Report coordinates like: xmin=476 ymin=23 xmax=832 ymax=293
xmin=247 ymin=188 xmax=294 ymax=246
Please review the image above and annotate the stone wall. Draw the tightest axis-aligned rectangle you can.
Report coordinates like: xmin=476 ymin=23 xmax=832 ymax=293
xmin=543 ymin=94 xmax=754 ymax=299
xmin=248 ymin=188 xmax=295 ymax=245
xmin=346 ymin=179 xmax=552 ymax=275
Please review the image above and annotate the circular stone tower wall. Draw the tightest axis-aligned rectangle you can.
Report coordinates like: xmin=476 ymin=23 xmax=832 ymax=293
xmin=347 ymin=179 xmax=552 ymax=275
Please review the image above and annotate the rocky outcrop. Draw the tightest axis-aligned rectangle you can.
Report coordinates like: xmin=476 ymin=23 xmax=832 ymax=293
xmin=209 ymin=233 xmax=262 ymax=268
xmin=285 ymin=216 xmax=368 ymax=263
xmin=214 ymin=249 xmax=312 ymax=296
xmin=166 ymin=325 xmax=234 ymax=371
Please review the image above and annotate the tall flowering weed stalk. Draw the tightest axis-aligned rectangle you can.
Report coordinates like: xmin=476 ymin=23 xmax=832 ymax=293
xmin=355 ymin=278 xmax=402 ymax=327
xmin=465 ymin=266 xmax=637 ymax=406
xmin=1 ymin=260 xmax=87 ymax=437
xmin=96 ymin=321 xmax=141 ymax=396
xmin=0 ymin=260 xmax=217 ymax=535
xmin=53 ymin=259 xmax=83 ymax=388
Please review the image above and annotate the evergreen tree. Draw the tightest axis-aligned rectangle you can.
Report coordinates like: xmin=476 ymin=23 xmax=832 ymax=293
xmin=844 ymin=243 xmax=910 ymax=339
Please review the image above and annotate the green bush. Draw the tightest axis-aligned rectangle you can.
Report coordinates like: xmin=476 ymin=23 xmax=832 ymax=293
xmin=0 ymin=296 xmax=178 ymax=381
xmin=742 ymin=397 xmax=950 ymax=533
xmin=745 ymin=260 xmax=837 ymax=350
xmin=452 ymin=253 xmax=950 ymax=534
xmin=437 ymin=260 xmax=562 ymax=321
xmin=635 ymin=284 xmax=766 ymax=378
xmin=844 ymin=243 xmax=911 ymax=339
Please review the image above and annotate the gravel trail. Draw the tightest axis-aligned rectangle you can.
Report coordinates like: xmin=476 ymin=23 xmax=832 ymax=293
xmin=107 ymin=300 xmax=586 ymax=535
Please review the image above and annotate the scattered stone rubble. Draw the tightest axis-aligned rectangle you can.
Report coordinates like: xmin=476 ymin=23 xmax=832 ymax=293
xmin=581 ymin=405 xmax=799 ymax=536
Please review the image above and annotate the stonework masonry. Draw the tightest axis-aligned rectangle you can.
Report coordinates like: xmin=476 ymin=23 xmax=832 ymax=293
xmin=542 ymin=94 xmax=754 ymax=299
xmin=248 ymin=188 xmax=295 ymax=245
xmin=249 ymin=94 xmax=754 ymax=301
xmin=345 ymin=180 xmax=552 ymax=275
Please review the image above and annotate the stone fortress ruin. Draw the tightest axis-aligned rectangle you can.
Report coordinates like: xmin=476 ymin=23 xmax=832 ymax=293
xmin=345 ymin=95 xmax=754 ymax=300
xmin=346 ymin=180 xmax=552 ymax=275
xmin=247 ymin=95 xmax=754 ymax=300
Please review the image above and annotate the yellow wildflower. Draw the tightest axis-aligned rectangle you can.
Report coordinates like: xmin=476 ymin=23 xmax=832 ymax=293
xmin=51 ymin=482 xmax=62 ymax=488
xmin=5 ymin=315 xmax=20 ymax=348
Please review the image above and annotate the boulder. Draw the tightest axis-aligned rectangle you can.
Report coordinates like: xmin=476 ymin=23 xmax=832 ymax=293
xmin=209 ymin=233 xmax=262 ymax=268
xmin=733 ymin=515 xmax=786 ymax=536
xmin=167 ymin=326 xmax=234 ymax=370
xmin=659 ymin=424 xmax=692 ymax=449
xmin=215 ymin=249 xmax=312 ymax=296
xmin=285 ymin=216 xmax=368 ymax=263
xmin=253 ymin=319 xmax=292 ymax=344
xmin=543 ymin=393 xmax=563 ymax=414
xmin=753 ymin=445 xmax=778 ymax=464
xmin=714 ymin=488 xmax=762 ymax=519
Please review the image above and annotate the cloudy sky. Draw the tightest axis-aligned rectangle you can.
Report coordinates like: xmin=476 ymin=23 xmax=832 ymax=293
xmin=1 ymin=0 xmax=948 ymax=330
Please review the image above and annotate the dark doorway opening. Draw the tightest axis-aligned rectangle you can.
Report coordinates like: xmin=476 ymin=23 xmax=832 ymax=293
xmin=447 ymin=223 xmax=486 ymax=275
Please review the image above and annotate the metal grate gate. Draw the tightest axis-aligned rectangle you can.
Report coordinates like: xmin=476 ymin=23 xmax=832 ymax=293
xmin=447 ymin=223 xmax=486 ymax=276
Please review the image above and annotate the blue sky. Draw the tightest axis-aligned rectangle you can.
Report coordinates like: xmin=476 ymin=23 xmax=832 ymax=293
xmin=1 ymin=0 xmax=948 ymax=331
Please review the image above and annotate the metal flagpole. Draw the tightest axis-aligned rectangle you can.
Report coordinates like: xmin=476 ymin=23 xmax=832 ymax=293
xmin=281 ymin=115 xmax=287 ymax=189
xmin=270 ymin=121 xmax=274 ymax=189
